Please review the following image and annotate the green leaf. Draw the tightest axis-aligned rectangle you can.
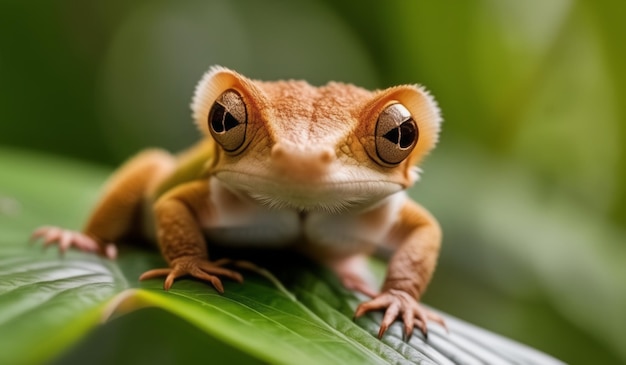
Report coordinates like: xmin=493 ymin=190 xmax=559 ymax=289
xmin=0 ymin=148 xmax=565 ymax=364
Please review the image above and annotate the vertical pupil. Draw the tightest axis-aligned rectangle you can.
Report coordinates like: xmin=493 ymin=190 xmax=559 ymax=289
xmin=399 ymin=121 xmax=416 ymax=149
xmin=210 ymin=104 xmax=226 ymax=133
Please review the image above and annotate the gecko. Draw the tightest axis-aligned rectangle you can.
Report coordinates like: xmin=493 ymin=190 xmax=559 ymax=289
xmin=33 ymin=66 xmax=445 ymax=339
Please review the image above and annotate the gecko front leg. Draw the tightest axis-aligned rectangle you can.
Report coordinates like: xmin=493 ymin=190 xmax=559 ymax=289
xmin=354 ymin=200 xmax=446 ymax=340
xmin=139 ymin=180 xmax=244 ymax=292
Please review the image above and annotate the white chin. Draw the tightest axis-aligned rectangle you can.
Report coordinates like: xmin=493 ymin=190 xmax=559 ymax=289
xmin=217 ymin=172 xmax=402 ymax=213
xmin=246 ymin=190 xmax=383 ymax=213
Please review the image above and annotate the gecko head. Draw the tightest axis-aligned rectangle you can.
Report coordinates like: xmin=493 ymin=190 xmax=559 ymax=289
xmin=191 ymin=66 xmax=442 ymax=213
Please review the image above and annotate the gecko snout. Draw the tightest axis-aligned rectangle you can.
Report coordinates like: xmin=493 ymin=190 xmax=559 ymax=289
xmin=270 ymin=143 xmax=336 ymax=181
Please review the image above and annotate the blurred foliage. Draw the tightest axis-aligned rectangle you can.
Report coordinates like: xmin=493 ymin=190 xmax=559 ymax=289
xmin=1 ymin=0 xmax=625 ymax=364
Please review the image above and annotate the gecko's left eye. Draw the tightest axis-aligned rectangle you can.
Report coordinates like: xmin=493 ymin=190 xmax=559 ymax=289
xmin=208 ymin=89 xmax=248 ymax=152
xmin=374 ymin=103 xmax=418 ymax=165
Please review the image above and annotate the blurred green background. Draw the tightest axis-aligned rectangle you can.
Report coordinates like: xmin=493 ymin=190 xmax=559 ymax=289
xmin=1 ymin=0 xmax=625 ymax=364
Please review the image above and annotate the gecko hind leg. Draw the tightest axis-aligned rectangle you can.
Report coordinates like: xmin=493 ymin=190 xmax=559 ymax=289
xmin=32 ymin=149 xmax=176 ymax=258
xmin=327 ymin=254 xmax=379 ymax=298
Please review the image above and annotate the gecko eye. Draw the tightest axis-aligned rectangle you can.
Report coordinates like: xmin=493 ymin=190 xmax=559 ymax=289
xmin=374 ymin=103 xmax=418 ymax=165
xmin=208 ymin=89 xmax=248 ymax=152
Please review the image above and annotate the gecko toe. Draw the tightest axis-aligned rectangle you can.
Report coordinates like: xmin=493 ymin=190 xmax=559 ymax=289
xmin=58 ymin=230 xmax=73 ymax=254
xmin=377 ymin=322 xmax=389 ymax=339
xmin=42 ymin=227 xmax=62 ymax=246
xmin=139 ymin=268 xmax=172 ymax=281
xmin=104 ymin=243 xmax=118 ymax=259
xmin=210 ymin=276 xmax=224 ymax=294
xmin=30 ymin=226 xmax=51 ymax=242
xmin=355 ymin=289 xmax=444 ymax=340
xmin=402 ymin=310 xmax=415 ymax=341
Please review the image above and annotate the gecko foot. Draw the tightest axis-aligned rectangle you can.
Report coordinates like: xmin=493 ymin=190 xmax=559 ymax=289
xmin=139 ymin=257 xmax=245 ymax=293
xmin=354 ymin=289 xmax=446 ymax=340
xmin=31 ymin=226 xmax=117 ymax=259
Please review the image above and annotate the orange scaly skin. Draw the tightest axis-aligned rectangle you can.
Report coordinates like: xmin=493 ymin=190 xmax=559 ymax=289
xmin=32 ymin=66 xmax=445 ymax=339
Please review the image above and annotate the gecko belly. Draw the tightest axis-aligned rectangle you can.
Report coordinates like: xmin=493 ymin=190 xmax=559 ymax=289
xmin=202 ymin=178 xmax=401 ymax=251
xmin=203 ymin=211 xmax=301 ymax=247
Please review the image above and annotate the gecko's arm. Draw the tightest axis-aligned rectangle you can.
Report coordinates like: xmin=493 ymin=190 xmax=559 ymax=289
xmin=139 ymin=180 xmax=243 ymax=292
xmin=355 ymin=200 xmax=445 ymax=339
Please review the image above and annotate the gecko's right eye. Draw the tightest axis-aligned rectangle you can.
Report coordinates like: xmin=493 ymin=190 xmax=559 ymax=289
xmin=209 ymin=89 xmax=248 ymax=152
xmin=373 ymin=103 xmax=418 ymax=165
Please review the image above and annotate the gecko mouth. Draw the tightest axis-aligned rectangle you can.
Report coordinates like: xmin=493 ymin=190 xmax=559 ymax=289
xmin=214 ymin=170 xmax=403 ymax=213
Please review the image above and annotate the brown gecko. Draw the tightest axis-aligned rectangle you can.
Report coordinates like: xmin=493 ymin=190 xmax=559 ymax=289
xmin=33 ymin=66 xmax=445 ymax=339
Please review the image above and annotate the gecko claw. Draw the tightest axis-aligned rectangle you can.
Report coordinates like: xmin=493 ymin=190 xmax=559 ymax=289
xmin=210 ymin=276 xmax=224 ymax=294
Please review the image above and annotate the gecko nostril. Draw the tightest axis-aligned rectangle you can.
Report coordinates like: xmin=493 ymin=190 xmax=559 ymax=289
xmin=271 ymin=144 xmax=286 ymax=160
xmin=318 ymin=148 xmax=336 ymax=164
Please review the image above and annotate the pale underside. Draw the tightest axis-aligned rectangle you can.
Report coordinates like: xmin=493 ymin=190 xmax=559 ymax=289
xmin=202 ymin=177 xmax=407 ymax=256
